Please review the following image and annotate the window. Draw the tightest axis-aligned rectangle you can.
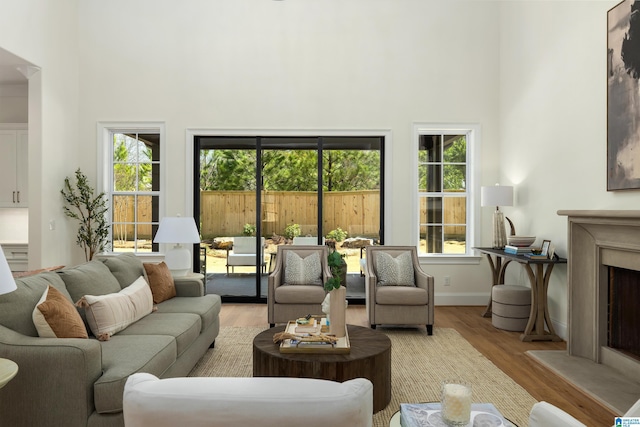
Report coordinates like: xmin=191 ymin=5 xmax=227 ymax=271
xmin=100 ymin=123 xmax=164 ymax=253
xmin=415 ymin=124 xmax=478 ymax=257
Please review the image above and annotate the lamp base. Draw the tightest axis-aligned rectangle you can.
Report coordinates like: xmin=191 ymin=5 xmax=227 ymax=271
xmin=492 ymin=211 xmax=508 ymax=249
xmin=164 ymin=245 xmax=192 ymax=277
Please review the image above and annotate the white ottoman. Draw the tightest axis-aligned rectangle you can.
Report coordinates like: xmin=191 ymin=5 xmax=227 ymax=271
xmin=491 ymin=285 xmax=532 ymax=332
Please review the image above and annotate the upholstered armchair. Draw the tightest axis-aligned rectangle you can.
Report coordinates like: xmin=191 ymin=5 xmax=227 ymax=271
xmin=268 ymin=245 xmax=332 ymax=327
xmin=364 ymin=246 xmax=434 ymax=334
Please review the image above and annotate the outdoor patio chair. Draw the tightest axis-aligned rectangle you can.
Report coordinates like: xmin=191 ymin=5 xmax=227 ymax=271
xmin=364 ymin=246 xmax=434 ymax=334
xmin=225 ymin=236 xmax=266 ymax=275
xmin=268 ymin=245 xmax=331 ymax=327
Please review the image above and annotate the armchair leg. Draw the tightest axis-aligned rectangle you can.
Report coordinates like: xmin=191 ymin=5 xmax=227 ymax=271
xmin=427 ymin=325 xmax=433 ymax=335
xmin=370 ymin=324 xmax=376 ymax=329
xmin=270 ymin=323 xmax=275 ymax=328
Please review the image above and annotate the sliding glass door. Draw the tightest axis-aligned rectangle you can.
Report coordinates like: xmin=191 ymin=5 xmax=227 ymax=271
xmin=194 ymin=135 xmax=383 ymax=303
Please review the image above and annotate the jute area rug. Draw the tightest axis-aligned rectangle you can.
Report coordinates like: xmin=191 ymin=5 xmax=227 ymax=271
xmin=189 ymin=327 xmax=537 ymax=426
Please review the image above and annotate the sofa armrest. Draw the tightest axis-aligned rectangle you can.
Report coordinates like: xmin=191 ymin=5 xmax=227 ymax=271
xmin=174 ymin=275 xmax=205 ymax=297
xmin=0 ymin=324 xmax=103 ymax=427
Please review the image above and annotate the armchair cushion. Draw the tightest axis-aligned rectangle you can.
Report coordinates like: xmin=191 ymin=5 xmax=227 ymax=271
xmin=375 ymin=251 xmax=415 ymax=286
xmin=275 ymin=285 xmax=326 ymax=304
xmin=375 ymin=285 xmax=429 ymax=305
xmin=284 ymin=251 xmax=322 ymax=285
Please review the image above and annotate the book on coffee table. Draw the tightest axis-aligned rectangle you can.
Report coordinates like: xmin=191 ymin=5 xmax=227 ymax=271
xmin=400 ymin=402 xmax=514 ymax=427
xmin=279 ymin=319 xmax=350 ymax=354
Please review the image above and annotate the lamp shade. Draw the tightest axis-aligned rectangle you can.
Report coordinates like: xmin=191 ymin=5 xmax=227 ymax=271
xmin=153 ymin=217 xmax=200 ymax=244
xmin=0 ymin=245 xmax=17 ymax=295
xmin=481 ymin=185 xmax=514 ymax=208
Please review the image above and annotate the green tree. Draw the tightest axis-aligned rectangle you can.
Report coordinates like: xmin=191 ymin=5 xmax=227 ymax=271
xmin=443 ymin=136 xmax=466 ymax=191
xmin=200 ymin=148 xmax=380 ymax=192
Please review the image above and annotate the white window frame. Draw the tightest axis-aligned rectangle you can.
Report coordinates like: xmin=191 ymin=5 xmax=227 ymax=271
xmin=98 ymin=122 xmax=166 ymax=256
xmin=412 ymin=123 xmax=481 ymax=264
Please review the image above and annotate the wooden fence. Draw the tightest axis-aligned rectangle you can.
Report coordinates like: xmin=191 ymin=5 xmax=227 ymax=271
xmin=113 ymin=191 xmax=466 ymax=240
xmin=200 ymin=190 xmax=380 ymax=239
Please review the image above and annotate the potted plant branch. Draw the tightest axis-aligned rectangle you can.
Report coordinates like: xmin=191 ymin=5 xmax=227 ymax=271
xmin=324 ymin=249 xmax=347 ymax=337
xmin=61 ymin=169 xmax=109 ymax=261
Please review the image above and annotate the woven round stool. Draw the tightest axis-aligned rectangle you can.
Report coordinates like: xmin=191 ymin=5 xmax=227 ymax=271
xmin=491 ymin=285 xmax=532 ymax=332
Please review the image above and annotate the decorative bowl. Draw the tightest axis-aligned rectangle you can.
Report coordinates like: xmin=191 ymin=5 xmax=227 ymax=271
xmin=507 ymin=236 xmax=536 ymax=247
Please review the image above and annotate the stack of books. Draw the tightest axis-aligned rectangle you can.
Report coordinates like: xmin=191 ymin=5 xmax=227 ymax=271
xmin=523 ymin=252 xmax=548 ymax=260
xmin=504 ymin=245 xmax=533 ymax=255
xmin=400 ymin=402 xmax=511 ymax=427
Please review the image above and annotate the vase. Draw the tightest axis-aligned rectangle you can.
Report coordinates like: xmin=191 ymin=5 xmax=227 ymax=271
xmin=329 ymin=286 xmax=347 ymax=337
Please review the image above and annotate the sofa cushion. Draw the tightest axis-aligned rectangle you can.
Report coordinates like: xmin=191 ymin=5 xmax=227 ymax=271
xmin=143 ymin=262 xmax=176 ymax=303
xmin=118 ymin=312 xmax=201 ymax=356
xmin=375 ymin=285 xmax=428 ymax=305
xmin=284 ymin=251 xmax=322 ymax=285
xmin=95 ymin=334 xmax=177 ymax=414
xmin=77 ymin=276 xmax=154 ymax=340
xmin=58 ymin=260 xmax=122 ymax=302
xmin=33 ymin=285 xmax=88 ymax=338
xmin=0 ymin=272 xmax=71 ymax=337
xmin=275 ymin=284 xmax=326 ymax=304
xmin=375 ymin=251 xmax=415 ymax=287
xmin=102 ymin=253 xmax=146 ymax=289
xmin=155 ymin=294 xmax=221 ymax=333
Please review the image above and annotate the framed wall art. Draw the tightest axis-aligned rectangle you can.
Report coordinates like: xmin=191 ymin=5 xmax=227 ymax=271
xmin=608 ymin=0 xmax=640 ymax=190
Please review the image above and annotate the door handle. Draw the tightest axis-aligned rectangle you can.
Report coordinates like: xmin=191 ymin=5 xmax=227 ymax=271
xmin=13 ymin=191 xmax=15 ymax=203
xmin=16 ymin=191 xmax=20 ymax=203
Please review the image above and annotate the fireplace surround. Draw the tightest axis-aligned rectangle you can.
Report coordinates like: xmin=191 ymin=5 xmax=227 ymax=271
xmin=527 ymin=210 xmax=640 ymax=414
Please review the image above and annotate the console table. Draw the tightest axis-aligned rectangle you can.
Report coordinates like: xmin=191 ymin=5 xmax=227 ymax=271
xmin=474 ymin=247 xmax=566 ymax=342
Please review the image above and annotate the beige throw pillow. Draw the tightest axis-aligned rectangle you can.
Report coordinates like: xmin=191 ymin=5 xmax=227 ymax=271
xmin=375 ymin=252 xmax=416 ymax=287
xmin=76 ymin=276 xmax=153 ymax=341
xmin=33 ymin=285 xmax=88 ymax=339
xmin=284 ymin=251 xmax=322 ymax=285
xmin=143 ymin=262 xmax=177 ymax=303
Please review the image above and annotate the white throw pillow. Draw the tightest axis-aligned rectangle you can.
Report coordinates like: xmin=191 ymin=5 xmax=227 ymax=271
xmin=76 ymin=276 xmax=154 ymax=341
xmin=284 ymin=251 xmax=323 ymax=285
xmin=375 ymin=252 xmax=416 ymax=286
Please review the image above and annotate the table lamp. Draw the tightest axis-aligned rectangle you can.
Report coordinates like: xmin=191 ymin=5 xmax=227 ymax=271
xmin=481 ymin=184 xmax=514 ymax=249
xmin=153 ymin=216 xmax=201 ymax=277
xmin=0 ymin=245 xmax=17 ymax=295
xmin=0 ymin=244 xmax=19 ymax=389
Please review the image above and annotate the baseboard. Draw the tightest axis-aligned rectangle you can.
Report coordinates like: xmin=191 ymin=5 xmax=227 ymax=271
xmin=435 ymin=292 xmax=489 ymax=306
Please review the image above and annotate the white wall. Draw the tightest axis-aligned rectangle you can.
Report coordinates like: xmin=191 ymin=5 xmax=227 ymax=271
xmin=0 ymin=0 xmax=82 ymax=268
xmin=499 ymin=0 xmax=628 ymax=337
xmin=77 ymin=0 xmax=502 ymax=298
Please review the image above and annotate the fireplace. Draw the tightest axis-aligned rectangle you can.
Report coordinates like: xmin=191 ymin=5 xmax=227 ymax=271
xmin=608 ymin=266 xmax=640 ymax=360
xmin=527 ymin=210 xmax=640 ymax=415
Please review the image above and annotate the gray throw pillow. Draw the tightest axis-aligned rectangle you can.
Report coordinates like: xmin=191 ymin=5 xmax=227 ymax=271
xmin=284 ymin=251 xmax=322 ymax=285
xmin=375 ymin=252 xmax=416 ymax=286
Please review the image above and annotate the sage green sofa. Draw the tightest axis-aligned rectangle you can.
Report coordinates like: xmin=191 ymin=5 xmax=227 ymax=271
xmin=0 ymin=253 xmax=221 ymax=427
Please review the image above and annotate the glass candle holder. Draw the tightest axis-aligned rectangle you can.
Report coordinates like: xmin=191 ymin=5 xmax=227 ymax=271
xmin=441 ymin=380 xmax=472 ymax=426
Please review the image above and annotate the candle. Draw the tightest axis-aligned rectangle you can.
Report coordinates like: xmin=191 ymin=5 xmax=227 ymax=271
xmin=441 ymin=382 xmax=472 ymax=426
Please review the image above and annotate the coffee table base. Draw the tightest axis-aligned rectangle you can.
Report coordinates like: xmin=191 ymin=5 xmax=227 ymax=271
xmin=253 ymin=324 xmax=391 ymax=413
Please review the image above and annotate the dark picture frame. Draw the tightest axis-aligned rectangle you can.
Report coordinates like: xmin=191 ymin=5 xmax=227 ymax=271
xmin=608 ymin=0 xmax=640 ymax=190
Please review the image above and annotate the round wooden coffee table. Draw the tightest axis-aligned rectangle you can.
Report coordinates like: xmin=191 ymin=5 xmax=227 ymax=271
xmin=253 ymin=324 xmax=391 ymax=413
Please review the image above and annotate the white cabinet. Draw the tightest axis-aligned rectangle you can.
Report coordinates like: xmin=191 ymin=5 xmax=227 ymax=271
xmin=0 ymin=125 xmax=27 ymax=208
xmin=2 ymin=244 xmax=28 ymax=272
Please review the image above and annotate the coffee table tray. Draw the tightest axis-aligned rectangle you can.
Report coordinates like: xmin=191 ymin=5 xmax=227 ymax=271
xmin=279 ymin=320 xmax=350 ymax=354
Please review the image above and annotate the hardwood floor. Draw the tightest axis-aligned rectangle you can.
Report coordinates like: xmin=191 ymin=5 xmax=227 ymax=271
xmin=220 ymin=303 xmax=616 ymax=426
